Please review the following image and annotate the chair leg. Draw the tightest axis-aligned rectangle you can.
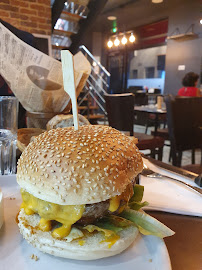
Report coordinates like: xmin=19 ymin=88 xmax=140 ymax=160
xmin=145 ymin=123 xmax=148 ymax=134
xmin=201 ymin=147 xmax=202 ymax=166
xmin=177 ymin=151 xmax=182 ymax=167
xmin=171 ymin=147 xmax=177 ymax=166
xmin=150 ymin=149 xmax=155 ymax=158
xmin=158 ymin=147 xmax=163 ymax=161
xmin=192 ymin=149 xmax=195 ymax=164
xmin=169 ymin=147 xmax=172 ymax=162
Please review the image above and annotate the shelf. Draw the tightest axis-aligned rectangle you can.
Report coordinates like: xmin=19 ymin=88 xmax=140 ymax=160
xmin=60 ymin=11 xmax=83 ymax=22
xmin=52 ymin=45 xmax=69 ymax=50
xmin=53 ymin=29 xmax=76 ymax=37
xmin=84 ymin=114 xmax=105 ymax=120
xmin=78 ymin=105 xmax=98 ymax=110
xmin=167 ymin=32 xmax=198 ymax=41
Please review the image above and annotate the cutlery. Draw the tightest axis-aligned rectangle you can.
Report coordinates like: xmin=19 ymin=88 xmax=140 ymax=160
xmin=141 ymin=168 xmax=202 ymax=196
xmin=142 ymin=156 xmax=202 ymax=187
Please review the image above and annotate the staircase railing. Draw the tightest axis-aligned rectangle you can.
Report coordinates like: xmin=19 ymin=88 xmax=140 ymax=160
xmin=78 ymin=45 xmax=110 ymax=116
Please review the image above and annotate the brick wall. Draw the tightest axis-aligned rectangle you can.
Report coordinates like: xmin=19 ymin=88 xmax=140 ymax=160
xmin=0 ymin=0 xmax=51 ymax=35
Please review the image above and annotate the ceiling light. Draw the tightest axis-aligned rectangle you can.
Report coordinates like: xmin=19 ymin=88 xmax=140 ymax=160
xmin=114 ymin=37 xmax=120 ymax=46
xmin=200 ymin=19 xmax=202 ymax=24
xmin=129 ymin=33 xmax=136 ymax=43
xmin=56 ymin=42 xmax=59 ymax=46
xmin=152 ymin=0 xmax=163 ymax=3
xmin=121 ymin=35 xmax=127 ymax=45
xmin=107 ymin=16 xmax=117 ymax=21
xmin=107 ymin=40 xmax=113 ymax=48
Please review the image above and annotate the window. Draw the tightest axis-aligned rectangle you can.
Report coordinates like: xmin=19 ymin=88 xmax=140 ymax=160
xmin=145 ymin=67 xmax=155 ymax=78
xmin=132 ymin=69 xmax=138 ymax=79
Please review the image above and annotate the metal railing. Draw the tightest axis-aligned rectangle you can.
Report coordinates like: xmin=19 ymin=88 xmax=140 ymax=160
xmin=78 ymin=45 xmax=110 ymax=116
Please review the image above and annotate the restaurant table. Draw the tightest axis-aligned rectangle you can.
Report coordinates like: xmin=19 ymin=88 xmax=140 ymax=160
xmin=134 ymin=105 xmax=167 ymax=136
xmin=146 ymin=211 xmax=202 ymax=270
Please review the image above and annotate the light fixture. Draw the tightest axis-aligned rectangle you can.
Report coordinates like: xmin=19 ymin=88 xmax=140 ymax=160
xmin=107 ymin=16 xmax=117 ymax=21
xmin=114 ymin=37 xmax=120 ymax=46
xmin=129 ymin=33 xmax=135 ymax=43
xmin=121 ymin=35 xmax=127 ymax=45
xmin=200 ymin=19 xmax=202 ymax=24
xmin=107 ymin=39 xmax=113 ymax=48
xmin=152 ymin=0 xmax=163 ymax=3
xmin=56 ymin=42 xmax=59 ymax=46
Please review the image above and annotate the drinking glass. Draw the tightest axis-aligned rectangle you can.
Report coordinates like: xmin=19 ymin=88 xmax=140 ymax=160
xmin=148 ymin=95 xmax=156 ymax=107
xmin=0 ymin=96 xmax=19 ymax=175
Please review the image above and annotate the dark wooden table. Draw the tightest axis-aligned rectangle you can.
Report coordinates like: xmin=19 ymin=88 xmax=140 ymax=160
xmin=146 ymin=210 xmax=202 ymax=270
xmin=134 ymin=105 xmax=167 ymax=136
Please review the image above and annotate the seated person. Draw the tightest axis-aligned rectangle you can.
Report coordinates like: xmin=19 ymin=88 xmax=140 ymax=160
xmin=178 ymin=72 xmax=201 ymax=97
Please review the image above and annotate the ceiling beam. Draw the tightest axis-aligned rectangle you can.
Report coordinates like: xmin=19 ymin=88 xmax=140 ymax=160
xmin=69 ymin=0 xmax=108 ymax=54
xmin=52 ymin=0 xmax=66 ymax=31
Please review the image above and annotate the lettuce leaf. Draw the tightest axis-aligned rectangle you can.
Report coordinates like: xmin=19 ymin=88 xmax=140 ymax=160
xmin=130 ymin=184 xmax=144 ymax=202
xmin=129 ymin=184 xmax=149 ymax=210
xmin=129 ymin=201 xmax=149 ymax=211
xmin=95 ymin=215 xmax=133 ymax=232
xmin=80 ymin=185 xmax=174 ymax=241
xmin=120 ymin=208 xmax=175 ymax=238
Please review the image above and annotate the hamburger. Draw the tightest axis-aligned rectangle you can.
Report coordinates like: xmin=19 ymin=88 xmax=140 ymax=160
xmin=17 ymin=125 xmax=174 ymax=260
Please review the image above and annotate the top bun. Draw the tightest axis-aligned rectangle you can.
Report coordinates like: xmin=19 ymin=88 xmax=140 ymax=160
xmin=17 ymin=125 xmax=143 ymax=205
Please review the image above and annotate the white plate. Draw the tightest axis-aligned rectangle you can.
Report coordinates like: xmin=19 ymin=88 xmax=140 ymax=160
xmin=0 ymin=175 xmax=172 ymax=270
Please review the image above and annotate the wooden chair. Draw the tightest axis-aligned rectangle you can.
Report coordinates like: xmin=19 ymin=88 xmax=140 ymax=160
xmin=165 ymin=96 xmax=202 ymax=167
xmin=104 ymin=93 xmax=165 ymax=160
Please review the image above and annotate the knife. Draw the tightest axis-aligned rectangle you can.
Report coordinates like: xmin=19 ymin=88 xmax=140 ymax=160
xmin=142 ymin=156 xmax=202 ymax=187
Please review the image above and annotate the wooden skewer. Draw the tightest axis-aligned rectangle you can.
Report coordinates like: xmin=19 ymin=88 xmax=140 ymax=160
xmin=61 ymin=50 xmax=79 ymax=130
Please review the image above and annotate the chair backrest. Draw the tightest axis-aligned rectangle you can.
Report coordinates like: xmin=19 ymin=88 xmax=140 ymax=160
xmin=127 ymin=86 xmax=143 ymax=94
xmin=104 ymin=93 xmax=134 ymax=136
xmin=165 ymin=96 xmax=202 ymax=151
xmin=134 ymin=92 xmax=148 ymax=105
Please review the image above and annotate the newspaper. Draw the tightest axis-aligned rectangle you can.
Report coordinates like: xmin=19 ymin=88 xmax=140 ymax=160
xmin=0 ymin=22 xmax=91 ymax=113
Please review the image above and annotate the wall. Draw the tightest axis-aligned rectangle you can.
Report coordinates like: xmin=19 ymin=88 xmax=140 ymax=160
xmin=0 ymin=0 xmax=51 ymax=35
xmin=129 ymin=45 xmax=167 ymax=79
xmin=164 ymin=0 xmax=202 ymax=95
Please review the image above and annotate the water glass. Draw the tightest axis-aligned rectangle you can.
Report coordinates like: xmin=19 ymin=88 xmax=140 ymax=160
xmin=0 ymin=96 xmax=19 ymax=175
xmin=148 ymin=95 xmax=156 ymax=107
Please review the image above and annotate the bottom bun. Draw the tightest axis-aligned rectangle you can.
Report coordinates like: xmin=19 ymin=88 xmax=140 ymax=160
xmin=18 ymin=209 xmax=139 ymax=260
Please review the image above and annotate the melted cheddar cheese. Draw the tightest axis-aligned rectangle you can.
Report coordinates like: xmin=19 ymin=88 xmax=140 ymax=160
xmin=20 ymin=183 xmax=133 ymax=240
xmin=102 ymin=234 xmax=120 ymax=249
xmin=108 ymin=184 xmax=133 ymax=213
xmin=20 ymin=189 xmax=85 ymax=239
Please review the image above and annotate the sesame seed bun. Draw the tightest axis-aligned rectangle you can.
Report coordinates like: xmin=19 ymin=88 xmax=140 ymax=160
xmin=18 ymin=208 xmax=139 ymax=260
xmin=17 ymin=125 xmax=143 ymax=205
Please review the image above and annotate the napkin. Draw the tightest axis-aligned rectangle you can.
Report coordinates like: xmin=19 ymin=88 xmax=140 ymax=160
xmin=141 ymin=159 xmax=202 ymax=217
